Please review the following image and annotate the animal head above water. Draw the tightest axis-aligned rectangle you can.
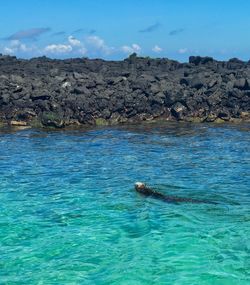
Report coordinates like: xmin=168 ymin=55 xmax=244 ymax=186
xmin=135 ymin=182 xmax=146 ymax=192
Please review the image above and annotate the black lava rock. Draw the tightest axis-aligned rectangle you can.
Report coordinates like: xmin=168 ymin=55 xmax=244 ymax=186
xmin=0 ymin=54 xmax=249 ymax=127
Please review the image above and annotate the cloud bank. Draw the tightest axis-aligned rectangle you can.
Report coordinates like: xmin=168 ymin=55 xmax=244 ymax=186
xmin=3 ymin=40 xmax=33 ymax=54
xmin=2 ymin=33 xmax=174 ymax=59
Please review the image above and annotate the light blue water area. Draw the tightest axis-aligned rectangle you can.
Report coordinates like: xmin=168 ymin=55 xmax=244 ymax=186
xmin=0 ymin=122 xmax=249 ymax=284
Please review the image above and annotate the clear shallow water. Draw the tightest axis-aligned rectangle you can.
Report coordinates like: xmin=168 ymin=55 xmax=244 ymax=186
xmin=0 ymin=122 xmax=249 ymax=285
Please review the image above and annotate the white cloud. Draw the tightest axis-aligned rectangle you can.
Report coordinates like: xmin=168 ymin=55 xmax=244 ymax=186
xmin=78 ymin=47 xmax=88 ymax=55
xmin=152 ymin=45 xmax=163 ymax=53
xmin=121 ymin=45 xmax=133 ymax=53
xmin=19 ymin=43 xmax=30 ymax=52
xmin=44 ymin=44 xmax=72 ymax=53
xmin=3 ymin=40 xmax=32 ymax=54
xmin=178 ymin=48 xmax=188 ymax=54
xmin=10 ymin=40 xmax=21 ymax=47
xmin=43 ymin=36 xmax=87 ymax=56
xmin=121 ymin=43 xmax=141 ymax=54
xmin=85 ymin=35 xmax=114 ymax=55
xmin=86 ymin=35 xmax=105 ymax=48
xmin=68 ymin=36 xmax=81 ymax=47
xmin=42 ymin=35 xmax=113 ymax=56
xmin=69 ymin=36 xmax=88 ymax=55
xmin=132 ymin=44 xmax=141 ymax=52
xmin=3 ymin=47 xmax=15 ymax=54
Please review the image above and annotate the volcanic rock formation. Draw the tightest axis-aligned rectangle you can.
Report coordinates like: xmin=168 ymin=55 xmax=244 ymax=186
xmin=0 ymin=53 xmax=249 ymax=127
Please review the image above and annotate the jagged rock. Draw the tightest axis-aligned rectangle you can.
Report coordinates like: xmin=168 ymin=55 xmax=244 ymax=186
xmin=180 ymin=76 xmax=205 ymax=89
xmin=40 ymin=112 xmax=64 ymax=128
xmin=15 ymin=109 xmax=36 ymax=121
xmin=0 ymin=94 xmax=10 ymax=104
xmin=189 ymin=56 xmax=214 ymax=65
xmin=151 ymin=92 xmax=165 ymax=105
xmin=233 ymin=78 xmax=249 ymax=90
xmin=30 ymin=91 xmax=51 ymax=100
xmin=206 ymin=92 xmax=222 ymax=107
xmin=0 ymin=54 xmax=249 ymax=127
xmin=205 ymin=113 xmax=218 ymax=122
xmin=188 ymin=77 xmax=205 ymax=89
xmin=208 ymin=79 xmax=218 ymax=88
xmin=72 ymin=86 xmax=91 ymax=95
xmin=61 ymin=82 xmax=71 ymax=88
xmin=218 ymin=110 xmax=231 ymax=121
xmin=171 ymin=102 xmax=187 ymax=119
xmin=227 ymin=58 xmax=245 ymax=69
xmin=101 ymin=108 xmax=111 ymax=119
xmin=13 ymin=86 xmax=23 ymax=93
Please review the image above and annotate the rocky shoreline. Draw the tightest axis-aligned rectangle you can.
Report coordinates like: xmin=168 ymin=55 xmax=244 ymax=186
xmin=0 ymin=53 xmax=249 ymax=128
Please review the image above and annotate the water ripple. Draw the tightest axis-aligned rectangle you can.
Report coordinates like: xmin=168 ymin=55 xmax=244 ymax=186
xmin=0 ymin=122 xmax=249 ymax=284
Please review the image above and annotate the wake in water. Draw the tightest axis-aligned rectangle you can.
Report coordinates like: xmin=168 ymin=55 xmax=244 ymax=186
xmin=135 ymin=182 xmax=218 ymax=205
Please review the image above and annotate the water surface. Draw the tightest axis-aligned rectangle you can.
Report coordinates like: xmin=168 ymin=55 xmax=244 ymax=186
xmin=0 ymin=122 xmax=249 ymax=284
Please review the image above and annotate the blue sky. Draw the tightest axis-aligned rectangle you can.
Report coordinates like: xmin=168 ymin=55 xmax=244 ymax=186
xmin=1 ymin=0 xmax=250 ymax=61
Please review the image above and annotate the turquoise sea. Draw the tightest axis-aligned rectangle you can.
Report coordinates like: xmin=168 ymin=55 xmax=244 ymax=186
xmin=0 ymin=122 xmax=249 ymax=285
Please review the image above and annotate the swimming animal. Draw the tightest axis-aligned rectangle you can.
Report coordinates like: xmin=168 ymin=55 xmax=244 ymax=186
xmin=135 ymin=182 xmax=218 ymax=204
